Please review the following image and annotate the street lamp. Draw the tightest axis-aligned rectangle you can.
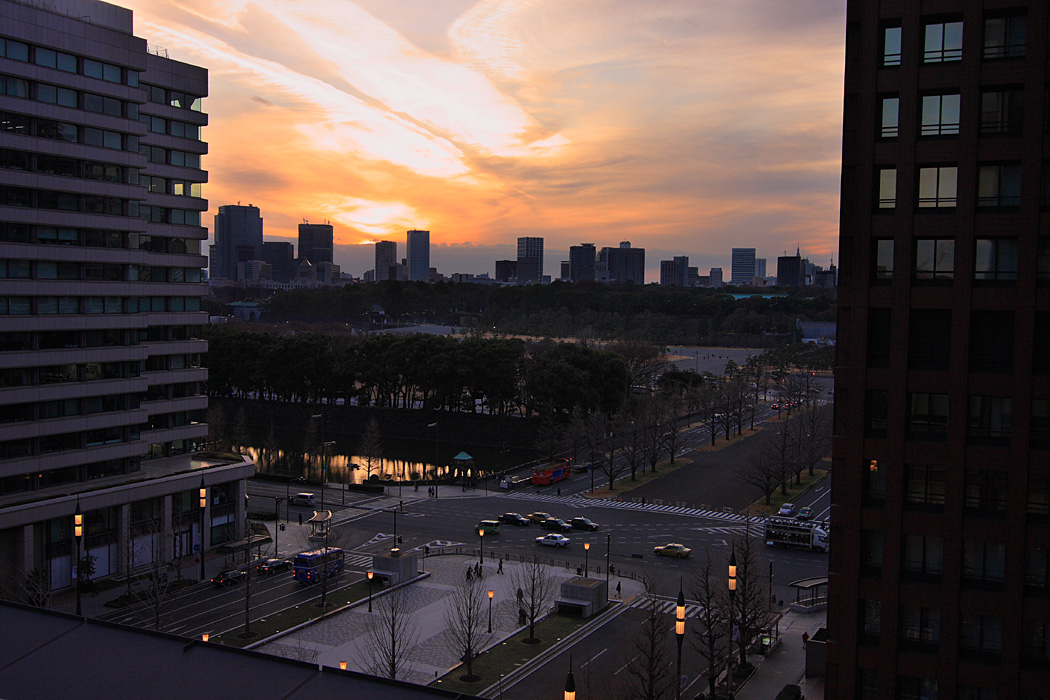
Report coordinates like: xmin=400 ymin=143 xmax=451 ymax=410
xmin=564 ymin=654 xmax=575 ymax=700
xmin=274 ymin=497 xmax=282 ymax=557
xmin=367 ymin=570 xmax=374 ymax=612
xmin=605 ymin=533 xmax=611 ymax=587
xmin=728 ymin=550 xmax=737 ymax=697
xmin=286 ymin=476 xmax=304 ymax=522
xmin=488 ymin=589 xmax=494 ymax=633
xmin=199 ymin=475 xmax=207 ymax=582
xmin=73 ymin=498 xmax=83 ymax=616
xmin=583 ymin=542 xmax=590 ymax=578
xmin=675 ymin=581 xmax=685 ymax=700
xmin=479 ymin=528 xmax=484 ymax=567
xmin=428 ymin=422 xmax=439 ymax=499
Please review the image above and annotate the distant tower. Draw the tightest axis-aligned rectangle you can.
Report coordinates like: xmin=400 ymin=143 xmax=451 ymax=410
xmin=709 ymin=267 xmax=723 ymax=287
xmin=213 ymin=205 xmax=263 ymax=281
xmin=374 ymin=240 xmax=397 ymax=281
xmin=569 ymin=243 xmax=597 ymax=282
xmin=406 ymin=230 xmax=430 ymax=282
xmin=516 ymin=237 xmax=544 ymax=282
xmin=298 ymin=222 xmax=334 ymax=265
xmin=730 ymin=248 xmax=756 ymax=285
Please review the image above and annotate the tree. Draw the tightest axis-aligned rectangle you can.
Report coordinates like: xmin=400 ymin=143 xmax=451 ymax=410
xmin=23 ymin=567 xmax=50 ymax=608
xmin=691 ymin=549 xmax=729 ymax=700
xmin=795 ymin=403 xmax=832 ymax=477
xmin=659 ymin=393 xmax=688 ymax=464
xmin=591 ymin=415 xmax=625 ymax=490
xmin=510 ymin=555 xmax=558 ymax=643
xmin=206 ymin=404 xmax=230 ymax=452
xmin=639 ymin=398 xmax=667 ymax=474
xmin=737 ymin=444 xmax=781 ymax=506
xmin=622 ymin=583 xmax=674 ymax=700
xmin=443 ymin=578 xmax=491 ymax=681
xmin=231 ymin=406 xmax=251 ymax=454
xmin=358 ymin=417 xmax=383 ymax=480
xmin=359 ymin=586 xmax=420 ymax=681
xmin=730 ymin=523 xmax=768 ymax=668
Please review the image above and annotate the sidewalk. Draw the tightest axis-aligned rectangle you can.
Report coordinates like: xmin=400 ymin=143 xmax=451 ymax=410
xmin=256 ymin=554 xmax=647 ymax=687
xmin=733 ymin=609 xmax=826 ymax=700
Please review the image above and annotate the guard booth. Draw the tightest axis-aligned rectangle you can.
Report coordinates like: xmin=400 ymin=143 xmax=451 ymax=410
xmin=452 ymin=451 xmax=474 ymax=483
xmin=307 ymin=510 xmax=332 ymax=543
xmin=755 ymin=611 xmax=783 ymax=655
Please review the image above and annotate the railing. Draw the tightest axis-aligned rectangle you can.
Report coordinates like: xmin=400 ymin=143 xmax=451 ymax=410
xmin=422 ymin=546 xmax=648 ymax=582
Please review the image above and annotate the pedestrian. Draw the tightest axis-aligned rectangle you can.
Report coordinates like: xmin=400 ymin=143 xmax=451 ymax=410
xmin=475 ymin=562 xmax=482 ymax=578
xmin=498 ymin=558 xmax=504 ymax=574
xmin=557 ymin=487 xmax=561 ymax=496
xmin=298 ymin=513 xmax=303 ymax=526
xmin=399 ymin=500 xmax=404 ymax=513
xmin=519 ymin=608 xmax=527 ymax=626
xmin=466 ymin=567 xmax=473 ymax=581
xmin=616 ymin=581 xmax=621 ymax=598
xmin=517 ymin=587 xmax=524 ymax=603
xmin=802 ymin=631 xmax=809 ymax=648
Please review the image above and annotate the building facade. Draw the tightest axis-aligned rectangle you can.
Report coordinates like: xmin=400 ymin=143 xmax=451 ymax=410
xmin=709 ymin=267 xmax=723 ymax=287
xmin=516 ymin=236 xmax=543 ymax=282
xmin=827 ymin=2 xmax=1050 ymax=697
xmin=660 ymin=255 xmax=689 ymax=287
xmin=777 ymin=251 xmax=804 ymax=287
xmin=374 ymin=239 xmax=396 ymax=281
xmin=261 ymin=241 xmax=294 ymax=283
xmin=210 ymin=204 xmax=262 ymax=281
xmin=406 ymin=229 xmax=429 ymax=282
xmin=569 ymin=243 xmax=596 ymax=282
xmin=730 ymin=247 xmax=756 ymax=285
xmin=0 ymin=0 xmax=252 ymax=597
xmin=297 ymin=222 xmax=332 ymax=266
xmin=598 ymin=241 xmax=644 ymax=284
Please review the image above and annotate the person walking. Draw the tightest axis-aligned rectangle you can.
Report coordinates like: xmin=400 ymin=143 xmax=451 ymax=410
xmin=466 ymin=567 xmax=473 ymax=581
xmin=616 ymin=581 xmax=621 ymax=598
xmin=497 ymin=558 xmax=504 ymax=574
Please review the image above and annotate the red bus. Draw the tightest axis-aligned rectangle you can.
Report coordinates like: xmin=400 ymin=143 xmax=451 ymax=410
xmin=532 ymin=459 xmax=572 ymax=486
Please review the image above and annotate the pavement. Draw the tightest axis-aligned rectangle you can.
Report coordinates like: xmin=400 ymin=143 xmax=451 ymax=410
xmin=733 ymin=609 xmax=826 ymax=700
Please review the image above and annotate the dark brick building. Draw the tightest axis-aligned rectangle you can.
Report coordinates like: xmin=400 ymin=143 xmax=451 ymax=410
xmin=828 ymin=2 xmax=1050 ymax=697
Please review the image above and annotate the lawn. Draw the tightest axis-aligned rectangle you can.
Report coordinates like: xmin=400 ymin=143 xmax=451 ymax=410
xmin=432 ymin=613 xmax=590 ymax=694
xmin=747 ymin=467 xmax=830 ymax=515
xmin=582 ymin=457 xmax=691 ymax=499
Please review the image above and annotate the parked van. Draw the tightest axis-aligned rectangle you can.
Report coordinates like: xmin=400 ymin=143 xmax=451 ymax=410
xmin=475 ymin=520 xmax=501 ymax=535
xmin=292 ymin=492 xmax=316 ymax=507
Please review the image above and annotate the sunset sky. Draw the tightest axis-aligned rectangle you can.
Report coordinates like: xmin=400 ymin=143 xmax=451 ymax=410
xmin=123 ymin=0 xmax=846 ymax=281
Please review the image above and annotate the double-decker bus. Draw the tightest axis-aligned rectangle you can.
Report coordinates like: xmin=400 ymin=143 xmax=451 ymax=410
xmin=292 ymin=547 xmax=346 ymax=584
xmin=532 ymin=459 xmax=572 ymax=486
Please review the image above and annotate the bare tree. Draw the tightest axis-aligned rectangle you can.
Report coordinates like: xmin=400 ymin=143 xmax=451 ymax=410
xmin=358 ymin=417 xmax=383 ymax=481
xmin=736 ymin=444 xmax=781 ymax=506
xmin=795 ymin=403 xmax=832 ymax=477
xmin=639 ymin=398 xmax=667 ymax=474
xmin=730 ymin=523 xmax=768 ymax=668
xmin=691 ymin=549 xmax=729 ymax=700
xmin=660 ymin=393 xmax=687 ymax=465
xmin=206 ymin=404 xmax=230 ymax=452
xmin=510 ymin=555 xmax=558 ymax=643
xmin=22 ymin=567 xmax=50 ymax=608
xmin=359 ymin=586 xmax=421 ymax=680
xmin=231 ymin=406 xmax=251 ymax=454
xmin=443 ymin=578 xmax=491 ymax=681
xmin=607 ymin=340 xmax=667 ymax=393
xmin=617 ymin=408 xmax=645 ymax=481
xmin=592 ymin=416 xmax=625 ymax=491
xmin=622 ymin=583 xmax=674 ymax=700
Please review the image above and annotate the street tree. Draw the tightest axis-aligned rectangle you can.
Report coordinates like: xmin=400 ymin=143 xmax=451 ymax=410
xmin=618 ymin=408 xmax=645 ymax=481
xmin=737 ymin=443 xmax=782 ymax=506
xmin=443 ymin=578 xmax=491 ymax=681
xmin=639 ymin=398 xmax=667 ymax=474
xmin=591 ymin=415 xmax=625 ymax=490
xmin=729 ymin=523 xmax=769 ymax=668
xmin=659 ymin=392 xmax=687 ymax=465
xmin=359 ymin=586 xmax=420 ymax=681
xmin=690 ymin=549 xmax=730 ymax=700
xmin=622 ymin=582 xmax=674 ymax=700
xmin=510 ymin=555 xmax=558 ymax=643
xmin=795 ymin=403 xmax=832 ymax=477
xmin=358 ymin=417 xmax=383 ymax=481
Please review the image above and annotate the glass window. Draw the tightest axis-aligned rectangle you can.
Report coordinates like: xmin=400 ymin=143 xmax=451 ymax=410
xmin=56 ymin=52 xmax=76 ymax=73
xmin=863 ymin=599 xmax=881 ymax=636
xmin=914 ymin=239 xmax=954 ymax=280
xmin=900 ymin=605 xmax=940 ymax=643
xmin=36 ymin=83 xmax=57 ymax=104
xmin=984 ymin=15 xmax=1026 ymax=58
xmin=878 ymin=168 xmax=896 ymax=208
xmin=883 ymin=25 xmax=902 ymax=66
xmin=963 ymin=541 xmax=1005 ymax=583
xmin=866 ymin=390 xmax=888 ymax=437
xmin=918 ymin=166 xmax=957 ymax=207
xmin=908 ymin=310 xmax=951 ymax=370
xmin=3 ymin=76 xmax=29 ymax=98
xmin=83 ymin=59 xmax=103 ymax=79
xmin=102 ymin=64 xmax=121 ymax=83
xmin=977 ymin=165 xmax=1021 ymax=207
xmin=881 ymin=97 xmax=899 ymax=137
xmin=102 ymin=97 xmax=121 ymax=117
xmin=905 ymin=464 xmax=946 ymax=506
xmin=966 ymin=468 xmax=1008 ymax=513
xmin=898 ymin=676 xmax=938 ymax=700
xmin=920 ymin=94 xmax=960 ymax=135
xmin=924 ymin=21 xmax=964 ymax=63
xmin=83 ymin=93 xmax=104 ymax=113
xmin=974 ymin=238 xmax=1018 ymax=280
xmin=970 ymin=310 xmax=1013 ymax=372
xmin=103 ymin=131 xmax=121 ymax=150
xmin=981 ymin=90 xmax=1024 ymax=134
xmin=5 ymin=40 xmax=29 ymax=62
xmin=903 ymin=534 xmax=943 ymax=575
xmin=960 ymin=613 xmax=1002 ymax=653
xmin=34 ymin=47 xmax=56 ymax=68
xmin=56 ymin=87 xmax=76 ymax=107
xmin=908 ymin=393 xmax=949 ymax=440
xmin=967 ymin=396 xmax=1011 ymax=443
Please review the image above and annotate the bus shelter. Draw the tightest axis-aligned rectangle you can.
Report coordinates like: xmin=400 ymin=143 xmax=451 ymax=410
xmin=307 ymin=510 xmax=332 ymax=543
xmin=788 ymin=576 xmax=829 ymax=612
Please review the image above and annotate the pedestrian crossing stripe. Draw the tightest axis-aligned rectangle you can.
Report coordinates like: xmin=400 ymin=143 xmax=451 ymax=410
xmin=499 ymin=491 xmax=762 ymax=524
xmin=343 ymin=553 xmax=374 ymax=569
xmin=627 ymin=597 xmax=704 ymax=619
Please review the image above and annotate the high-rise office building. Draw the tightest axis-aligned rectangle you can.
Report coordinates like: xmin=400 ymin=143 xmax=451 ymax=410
xmin=406 ymin=229 xmax=429 ymax=282
xmin=569 ymin=243 xmax=596 ymax=282
xmin=709 ymin=268 xmax=723 ymax=287
xmin=374 ymin=240 xmax=396 ymax=281
xmin=730 ymin=247 xmax=756 ymax=285
xmin=598 ymin=241 xmax=645 ymax=285
xmin=777 ymin=249 xmax=804 ymax=287
xmin=298 ymin=222 xmax=333 ymax=265
xmin=516 ymin=236 xmax=543 ymax=282
xmin=827 ymin=3 xmax=1050 ymax=697
xmin=211 ymin=204 xmax=262 ymax=281
xmin=0 ymin=0 xmax=252 ymax=596
xmin=261 ymin=241 xmax=295 ymax=283
xmin=754 ymin=258 xmax=766 ymax=280
xmin=494 ymin=260 xmax=517 ymax=282
xmin=660 ymin=256 xmax=689 ymax=287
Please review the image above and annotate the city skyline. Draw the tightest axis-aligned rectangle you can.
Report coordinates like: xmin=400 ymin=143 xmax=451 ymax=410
xmin=119 ymin=0 xmax=846 ymax=281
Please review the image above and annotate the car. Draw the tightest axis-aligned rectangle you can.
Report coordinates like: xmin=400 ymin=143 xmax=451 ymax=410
xmin=527 ymin=512 xmax=553 ymax=524
xmin=211 ymin=568 xmax=247 ymax=586
xmin=536 ymin=533 xmax=571 ymax=548
xmin=653 ymin=543 xmax=692 ymax=559
xmin=770 ymin=402 xmax=780 ymax=410
xmin=778 ymin=503 xmax=797 ymax=517
xmin=256 ymin=558 xmax=291 ymax=575
xmin=796 ymin=506 xmax=814 ymax=521
xmin=475 ymin=520 xmax=501 ymax=535
xmin=543 ymin=518 xmax=572 ymax=532
xmin=570 ymin=517 xmax=600 ymax=531
xmin=500 ymin=513 xmax=529 ymax=526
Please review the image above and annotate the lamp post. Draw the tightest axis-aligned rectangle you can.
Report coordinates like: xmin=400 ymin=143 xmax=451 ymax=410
xmin=199 ymin=476 xmax=207 ymax=582
xmin=675 ymin=581 xmax=685 ymax=700
xmin=488 ymin=589 xmax=494 ymax=633
xmin=605 ymin=533 xmax=611 ymax=587
xmin=428 ymin=422 xmax=439 ymax=498
xmin=73 ymin=499 xmax=83 ymax=616
xmin=564 ymin=654 xmax=575 ymax=700
xmin=367 ymin=570 xmax=374 ymax=612
xmin=583 ymin=542 xmax=590 ymax=578
xmin=274 ymin=497 xmax=281 ymax=557
xmin=479 ymin=528 xmax=484 ymax=567
xmin=728 ymin=550 xmax=737 ymax=698
xmin=286 ymin=476 xmax=304 ymax=522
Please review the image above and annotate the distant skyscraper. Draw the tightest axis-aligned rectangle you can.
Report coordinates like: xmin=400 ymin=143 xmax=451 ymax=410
xmin=599 ymin=241 xmax=645 ymax=284
xmin=777 ymin=249 xmax=804 ymax=287
xmin=516 ymin=236 xmax=543 ymax=282
xmin=560 ymin=261 xmax=570 ymax=280
xmin=406 ymin=229 xmax=430 ymax=282
xmin=298 ymin=222 xmax=333 ymax=265
xmin=755 ymin=258 xmax=766 ymax=279
xmin=374 ymin=240 xmax=397 ymax=281
xmin=660 ymin=256 xmax=690 ymax=287
xmin=212 ymin=204 xmax=263 ymax=281
xmin=730 ymin=248 xmax=756 ymax=285
xmin=262 ymin=241 xmax=295 ymax=283
xmin=495 ymin=260 xmax=517 ymax=282
xmin=569 ymin=243 xmax=597 ymax=282
xmin=710 ymin=267 xmax=723 ymax=287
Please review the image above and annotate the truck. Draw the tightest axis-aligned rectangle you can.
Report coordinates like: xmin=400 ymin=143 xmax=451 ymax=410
xmin=531 ymin=459 xmax=572 ymax=486
xmin=763 ymin=517 xmax=829 ymax=552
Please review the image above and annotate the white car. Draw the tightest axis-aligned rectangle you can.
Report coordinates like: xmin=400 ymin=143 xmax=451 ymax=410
xmin=536 ymin=533 xmax=571 ymax=548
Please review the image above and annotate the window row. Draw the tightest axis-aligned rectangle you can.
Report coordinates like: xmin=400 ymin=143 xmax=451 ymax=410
xmin=0 ymin=457 xmax=138 ymax=496
xmin=0 ymin=110 xmax=138 ymax=151
xmin=880 ymin=88 xmax=1026 ymax=138
xmin=140 ymin=143 xmax=202 ymax=169
xmin=1 ymin=72 xmax=138 ymax=119
xmin=144 ymin=409 xmax=205 ymax=431
xmin=0 ymin=392 xmax=143 ymax=424
xmin=140 ymin=205 xmax=202 ymax=227
xmin=865 ymin=390 xmax=1049 ymax=445
xmin=0 ymin=295 xmax=202 ymax=317
xmin=882 ymin=13 xmax=1027 ymax=68
xmin=0 ymin=425 xmax=137 ymax=461
xmin=0 ymin=185 xmax=135 ymax=217
xmin=0 ymin=36 xmax=139 ymax=86
xmin=0 ymin=360 xmax=141 ymax=391
xmin=137 ymin=112 xmax=201 ymax=140
xmin=0 ymin=224 xmax=202 ymax=255
xmin=0 ymin=146 xmax=137 ymax=184
xmin=0 ymin=328 xmax=202 ymax=353
xmin=872 ymin=237 xmax=1031 ymax=285
xmin=877 ymin=165 xmax=1033 ymax=209
xmin=141 ymin=83 xmax=203 ymax=112
xmin=0 ymin=259 xmax=202 ymax=283
xmin=145 ymin=175 xmax=203 ymax=198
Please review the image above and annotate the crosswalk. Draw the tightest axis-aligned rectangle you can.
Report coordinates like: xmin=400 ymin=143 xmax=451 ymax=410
xmin=627 ymin=596 xmax=704 ymax=620
xmin=499 ymin=491 xmax=760 ymax=524
xmin=343 ymin=552 xmax=374 ymax=569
